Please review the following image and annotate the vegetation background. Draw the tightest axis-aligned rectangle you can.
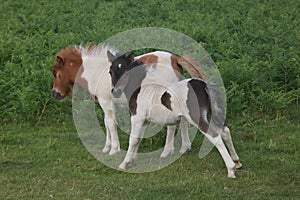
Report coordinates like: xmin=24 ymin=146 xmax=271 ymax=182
xmin=0 ymin=0 xmax=299 ymax=199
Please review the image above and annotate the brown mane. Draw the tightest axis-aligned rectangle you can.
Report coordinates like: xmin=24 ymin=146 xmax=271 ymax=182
xmin=177 ymin=55 xmax=207 ymax=80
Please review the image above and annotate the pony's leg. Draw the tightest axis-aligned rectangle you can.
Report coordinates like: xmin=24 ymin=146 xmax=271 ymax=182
xmin=119 ymin=117 xmax=144 ymax=170
xmin=132 ymin=124 xmax=147 ymax=162
xmin=102 ymin=126 xmax=111 ymax=154
xmin=103 ymin=109 xmax=120 ymax=155
xmin=179 ymin=117 xmax=191 ymax=154
xmin=160 ymin=125 xmax=176 ymax=158
xmin=206 ymin=134 xmax=236 ymax=178
xmin=221 ymin=126 xmax=242 ymax=169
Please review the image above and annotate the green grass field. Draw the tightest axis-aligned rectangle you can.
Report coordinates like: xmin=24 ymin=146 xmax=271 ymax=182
xmin=0 ymin=0 xmax=299 ymax=199
xmin=1 ymin=120 xmax=299 ymax=199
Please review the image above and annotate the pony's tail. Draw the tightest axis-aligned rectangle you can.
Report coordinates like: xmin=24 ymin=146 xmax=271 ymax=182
xmin=198 ymin=82 xmax=226 ymax=158
xmin=177 ymin=55 xmax=207 ymax=80
xmin=177 ymin=55 xmax=224 ymax=132
xmin=206 ymin=82 xmax=226 ymax=133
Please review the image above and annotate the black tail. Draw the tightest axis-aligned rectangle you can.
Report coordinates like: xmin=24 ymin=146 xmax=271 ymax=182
xmin=187 ymin=79 xmax=226 ymax=137
xmin=205 ymin=82 xmax=226 ymax=137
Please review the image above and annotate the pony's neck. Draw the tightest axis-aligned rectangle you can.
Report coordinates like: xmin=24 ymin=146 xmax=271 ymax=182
xmin=123 ymin=61 xmax=146 ymax=101
xmin=74 ymin=66 xmax=89 ymax=90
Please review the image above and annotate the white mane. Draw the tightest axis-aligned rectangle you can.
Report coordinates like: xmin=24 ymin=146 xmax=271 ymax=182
xmin=76 ymin=43 xmax=120 ymax=59
xmin=76 ymin=43 xmax=120 ymax=97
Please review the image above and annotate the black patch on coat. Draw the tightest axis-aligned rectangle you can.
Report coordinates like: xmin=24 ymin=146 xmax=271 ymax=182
xmin=161 ymin=92 xmax=172 ymax=111
xmin=128 ymin=87 xmax=141 ymax=115
xmin=123 ymin=61 xmax=146 ymax=116
xmin=186 ymin=79 xmax=211 ymax=135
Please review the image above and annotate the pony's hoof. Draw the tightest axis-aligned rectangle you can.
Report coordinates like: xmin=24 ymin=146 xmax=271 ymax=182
xmin=102 ymin=146 xmax=111 ymax=154
xmin=160 ymin=148 xmax=174 ymax=158
xmin=228 ymin=174 xmax=236 ymax=179
xmin=119 ymin=162 xmax=128 ymax=171
xmin=227 ymin=169 xmax=236 ymax=178
xmin=179 ymin=145 xmax=191 ymax=154
xmin=109 ymin=148 xmax=120 ymax=155
xmin=234 ymin=161 xmax=242 ymax=169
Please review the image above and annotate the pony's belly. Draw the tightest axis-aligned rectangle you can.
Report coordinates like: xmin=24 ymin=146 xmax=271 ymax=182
xmin=146 ymin=104 xmax=181 ymax=125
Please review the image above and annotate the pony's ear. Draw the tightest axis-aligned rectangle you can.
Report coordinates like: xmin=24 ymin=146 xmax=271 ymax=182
xmin=115 ymin=52 xmax=122 ymax=58
xmin=107 ymin=50 xmax=116 ymax=62
xmin=127 ymin=52 xmax=135 ymax=62
xmin=56 ymin=56 xmax=64 ymax=68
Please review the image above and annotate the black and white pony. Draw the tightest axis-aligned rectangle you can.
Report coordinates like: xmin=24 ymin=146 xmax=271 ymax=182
xmin=108 ymin=52 xmax=242 ymax=178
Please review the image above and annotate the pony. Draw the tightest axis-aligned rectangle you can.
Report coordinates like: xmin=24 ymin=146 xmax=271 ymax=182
xmin=51 ymin=44 xmax=205 ymax=157
xmin=109 ymin=52 xmax=242 ymax=178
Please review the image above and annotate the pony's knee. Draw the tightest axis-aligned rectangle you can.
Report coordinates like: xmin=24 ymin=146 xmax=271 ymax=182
xmin=129 ymin=136 xmax=140 ymax=147
xmin=104 ymin=114 xmax=117 ymax=129
xmin=223 ymin=126 xmax=230 ymax=135
xmin=221 ymin=126 xmax=231 ymax=141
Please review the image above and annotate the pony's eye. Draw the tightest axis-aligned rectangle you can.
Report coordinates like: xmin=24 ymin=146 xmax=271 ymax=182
xmin=53 ymin=71 xmax=57 ymax=78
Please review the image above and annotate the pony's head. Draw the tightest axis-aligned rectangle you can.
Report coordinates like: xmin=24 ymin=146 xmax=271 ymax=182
xmin=108 ymin=51 xmax=134 ymax=98
xmin=52 ymin=47 xmax=82 ymax=100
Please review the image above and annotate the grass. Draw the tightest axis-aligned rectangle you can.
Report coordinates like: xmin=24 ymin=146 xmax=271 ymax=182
xmin=0 ymin=0 xmax=299 ymax=123
xmin=1 ymin=119 xmax=299 ymax=199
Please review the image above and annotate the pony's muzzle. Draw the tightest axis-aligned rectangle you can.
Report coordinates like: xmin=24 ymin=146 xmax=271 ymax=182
xmin=52 ymin=89 xmax=64 ymax=100
xmin=112 ymin=88 xmax=122 ymax=98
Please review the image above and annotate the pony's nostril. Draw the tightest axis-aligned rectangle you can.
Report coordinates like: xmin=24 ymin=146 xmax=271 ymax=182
xmin=52 ymin=90 xmax=64 ymax=100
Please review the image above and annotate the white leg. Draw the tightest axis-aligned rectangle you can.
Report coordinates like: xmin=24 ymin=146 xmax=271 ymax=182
xmin=160 ymin=125 xmax=176 ymax=158
xmin=222 ymin=126 xmax=242 ymax=169
xmin=102 ymin=127 xmax=111 ymax=154
xmin=206 ymin=134 xmax=236 ymax=178
xmin=179 ymin=117 xmax=191 ymax=154
xmin=103 ymin=109 xmax=120 ymax=155
xmin=132 ymin=125 xmax=147 ymax=161
xmin=119 ymin=116 xmax=145 ymax=170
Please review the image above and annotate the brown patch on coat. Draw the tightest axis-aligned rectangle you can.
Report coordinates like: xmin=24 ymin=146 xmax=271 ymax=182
xmin=137 ymin=54 xmax=158 ymax=67
xmin=161 ymin=92 xmax=172 ymax=110
xmin=171 ymin=55 xmax=184 ymax=80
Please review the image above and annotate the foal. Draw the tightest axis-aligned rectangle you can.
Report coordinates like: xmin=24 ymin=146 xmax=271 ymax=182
xmin=109 ymin=53 xmax=242 ymax=178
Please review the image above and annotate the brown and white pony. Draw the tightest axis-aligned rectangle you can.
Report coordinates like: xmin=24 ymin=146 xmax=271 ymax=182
xmin=109 ymin=53 xmax=242 ymax=178
xmin=51 ymin=44 xmax=206 ymax=156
